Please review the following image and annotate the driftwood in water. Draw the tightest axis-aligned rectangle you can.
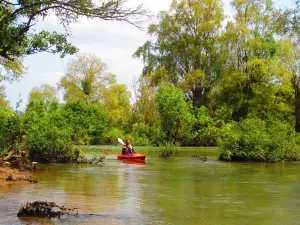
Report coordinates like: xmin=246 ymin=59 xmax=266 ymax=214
xmin=17 ymin=201 xmax=78 ymax=218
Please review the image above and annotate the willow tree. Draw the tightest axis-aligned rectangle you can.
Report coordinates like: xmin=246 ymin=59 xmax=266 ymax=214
xmin=0 ymin=0 xmax=149 ymax=79
xmin=134 ymin=0 xmax=224 ymax=108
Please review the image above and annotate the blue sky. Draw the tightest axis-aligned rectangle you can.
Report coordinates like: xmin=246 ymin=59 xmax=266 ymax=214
xmin=4 ymin=0 xmax=296 ymax=110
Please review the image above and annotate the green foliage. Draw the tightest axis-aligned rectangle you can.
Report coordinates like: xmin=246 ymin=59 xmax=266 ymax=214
xmin=2 ymin=0 xmax=300 ymax=163
xmin=59 ymin=54 xmax=131 ymax=129
xmin=0 ymin=106 xmax=23 ymax=151
xmin=0 ymin=86 xmax=9 ymax=106
xmin=103 ymin=83 xmax=131 ymax=129
xmin=23 ymin=101 xmax=74 ymax=162
xmin=59 ymin=53 xmax=115 ymax=103
xmin=219 ymin=118 xmax=300 ymax=162
xmin=103 ymin=128 xmax=124 ymax=145
xmin=128 ymin=122 xmax=151 ymax=146
xmin=191 ymin=151 xmax=207 ymax=161
xmin=29 ymin=84 xmax=58 ymax=105
xmin=134 ymin=0 xmax=224 ymax=107
xmin=156 ymin=85 xmax=195 ymax=144
xmin=62 ymin=100 xmax=108 ymax=145
xmin=193 ymin=106 xmax=231 ymax=146
xmin=0 ymin=0 xmax=148 ymax=78
xmin=158 ymin=141 xmax=179 ymax=158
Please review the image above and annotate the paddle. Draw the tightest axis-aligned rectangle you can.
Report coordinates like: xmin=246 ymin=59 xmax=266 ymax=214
xmin=117 ymin=138 xmax=125 ymax=145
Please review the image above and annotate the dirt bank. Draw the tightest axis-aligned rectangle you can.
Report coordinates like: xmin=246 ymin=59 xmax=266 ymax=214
xmin=0 ymin=150 xmax=38 ymax=185
xmin=0 ymin=167 xmax=37 ymax=186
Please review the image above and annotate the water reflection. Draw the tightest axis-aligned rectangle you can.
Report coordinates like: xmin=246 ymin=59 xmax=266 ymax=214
xmin=118 ymin=159 xmax=146 ymax=165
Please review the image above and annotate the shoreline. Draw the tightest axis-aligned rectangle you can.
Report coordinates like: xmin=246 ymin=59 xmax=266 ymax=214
xmin=0 ymin=167 xmax=37 ymax=186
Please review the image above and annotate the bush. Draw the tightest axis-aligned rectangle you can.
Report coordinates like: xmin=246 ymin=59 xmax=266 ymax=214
xmin=193 ymin=106 xmax=230 ymax=146
xmin=103 ymin=128 xmax=124 ymax=145
xmin=23 ymin=101 xmax=75 ymax=162
xmin=158 ymin=141 xmax=179 ymax=158
xmin=219 ymin=118 xmax=300 ymax=162
xmin=62 ymin=100 xmax=108 ymax=145
xmin=129 ymin=122 xmax=151 ymax=146
xmin=0 ymin=107 xmax=23 ymax=152
xmin=191 ymin=151 xmax=207 ymax=161
xmin=126 ymin=134 xmax=151 ymax=146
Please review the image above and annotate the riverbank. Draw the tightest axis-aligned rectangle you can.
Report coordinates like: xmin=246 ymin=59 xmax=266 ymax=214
xmin=0 ymin=167 xmax=37 ymax=186
xmin=0 ymin=150 xmax=38 ymax=185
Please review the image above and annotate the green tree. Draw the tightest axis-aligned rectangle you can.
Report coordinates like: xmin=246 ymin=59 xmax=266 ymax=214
xmin=102 ymin=83 xmax=131 ymax=129
xmin=134 ymin=0 xmax=224 ymax=107
xmin=156 ymin=85 xmax=195 ymax=144
xmin=211 ymin=0 xmax=293 ymax=121
xmin=131 ymin=76 xmax=164 ymax=145
xmin=62 ymin=100 xmax=108 ymax=145
xmin=29 ymin=84 xmax=57 ymax=104
xmin=59 ymin=53 xmax=116 ymax=103
xmin=23 ymin=100 xmax=75 ymax=162
xmin=219 ymin=118 xmax=300 ymax=162
xmin=0 ymin=106 xmax=22 ymax=151
xmin=132 ymin=76 xmax=160 ymax=126
xmin=0 ymin=0 xmax=148 ymax=78
xmin=59 ymin=53 xmax=132 ymax=130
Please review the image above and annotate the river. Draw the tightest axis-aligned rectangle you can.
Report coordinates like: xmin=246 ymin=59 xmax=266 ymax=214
xmin=0 ymin=147 xmax=300 ymax=224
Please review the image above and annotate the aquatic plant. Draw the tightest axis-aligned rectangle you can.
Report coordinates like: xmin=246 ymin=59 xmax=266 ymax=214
xmin=158 ymin=141 xmax=179 ymax=158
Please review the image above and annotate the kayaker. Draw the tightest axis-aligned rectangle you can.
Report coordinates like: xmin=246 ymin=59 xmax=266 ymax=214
xmin=122 ymin=139 xmax=136 ymax=154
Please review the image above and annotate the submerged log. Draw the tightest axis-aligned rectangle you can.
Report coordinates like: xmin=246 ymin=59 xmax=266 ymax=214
xmin=17 ymin=201 xmax=78 ymax=218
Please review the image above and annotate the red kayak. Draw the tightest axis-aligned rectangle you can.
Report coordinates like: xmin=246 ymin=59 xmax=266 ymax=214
xmin=117 ymin=153 xmax=146 ymax=160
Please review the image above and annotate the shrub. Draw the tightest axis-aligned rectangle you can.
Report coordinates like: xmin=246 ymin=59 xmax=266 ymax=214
xmin=191 ymin=151 xmax=207 ymax=161
xmin=103 ymin=128 xmax=124 ymax=145
xmin=158 ymin=141 xmax=179 ymax=158
xmin=62 ymin=100 xmax=108 ymax=145
xmin=193 ymin=106 xmax=231 ymax=146
xmin=0 ymin=107 xmax=23 ymax=152
xmin=219 ymin=118 xmax=300 ymax=162
xmin=23 ymin=101 xmax=75 ymax=162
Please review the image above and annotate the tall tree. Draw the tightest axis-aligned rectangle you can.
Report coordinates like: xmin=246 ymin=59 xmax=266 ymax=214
xmin=134 ymin=0 xmax=224 ymax=107
xmin=102 ymin=83 xmax=131 ymax=129
xmin=131 ymin=76 xmax=160 ymax=127
xmin=273 ymin=1 xmax=300 ymax=131
xmin=211 ymin=0 xmax=293 ymax=121
xmin=59 ymin=53 xmax=116 ymax=103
